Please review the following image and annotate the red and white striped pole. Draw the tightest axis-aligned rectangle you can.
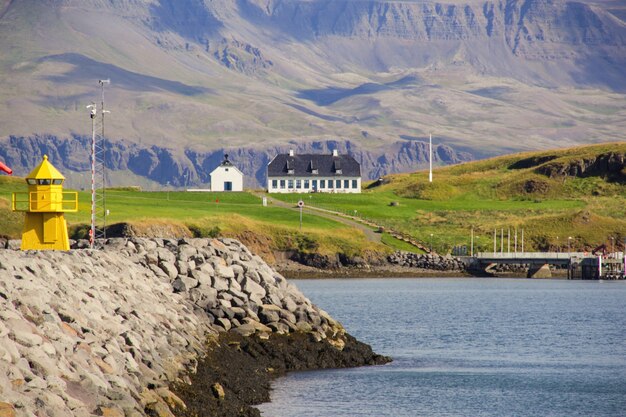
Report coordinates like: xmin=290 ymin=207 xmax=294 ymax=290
xmin=88 ymin=103 xmax=97 ymax=248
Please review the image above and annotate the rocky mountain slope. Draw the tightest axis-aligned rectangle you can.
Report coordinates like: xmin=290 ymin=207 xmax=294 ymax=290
xmin=0 ymin=134 xmax=471 ymax=187
xmin=0 ymin=0 xmax=624 ymax=185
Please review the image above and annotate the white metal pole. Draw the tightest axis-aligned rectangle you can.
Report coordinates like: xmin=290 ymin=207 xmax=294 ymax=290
xmin=501 ymin=228 xmax=504 ymax=253
xmin=429 ymin=134 xmax=433 ymax=183
xmin=493 ymin=229 xmax=496 ymax=255
xmin=471 ymin=227 xmax=474 ymax=257
xmin=522 ymin=229 xmax=524 ymax=252
xmin=507 ymin=228 xmax=510 ymax=254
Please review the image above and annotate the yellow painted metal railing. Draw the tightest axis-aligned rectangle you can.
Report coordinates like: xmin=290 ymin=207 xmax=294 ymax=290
xmin=12 ymin=191 xmax=78 ymax=212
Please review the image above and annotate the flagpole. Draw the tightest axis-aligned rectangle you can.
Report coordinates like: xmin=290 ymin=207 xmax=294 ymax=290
xmin=429 ymin=134 xmax=433 ymax=183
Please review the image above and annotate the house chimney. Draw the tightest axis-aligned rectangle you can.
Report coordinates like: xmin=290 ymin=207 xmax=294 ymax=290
xmin=332 ymin=149 xmax=339 ymax=157
xmin=289 ymin=149 xmax=294 ymax=157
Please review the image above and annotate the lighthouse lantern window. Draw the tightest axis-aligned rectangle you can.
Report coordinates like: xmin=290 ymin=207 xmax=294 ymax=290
xmin=53 ymin=179 xmax=63 ymax=185
xmin=27 ymin=179 xmax=36 ymax=185
xmin=37 ymin=179 xmax=52 ymax=185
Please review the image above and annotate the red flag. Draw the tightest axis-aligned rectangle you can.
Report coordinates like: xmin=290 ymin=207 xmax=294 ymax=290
xmin=0 ymin=161 xmax=12 ymax=175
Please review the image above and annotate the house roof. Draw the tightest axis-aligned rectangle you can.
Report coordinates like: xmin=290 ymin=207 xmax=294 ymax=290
xmin=210 ymin=154 xmax=243 ymax=176
xmin=267 ymin=153 xmax=361 ymax=177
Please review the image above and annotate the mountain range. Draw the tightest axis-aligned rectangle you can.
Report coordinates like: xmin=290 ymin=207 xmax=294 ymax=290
xmin=0 ymin=0 xmax=624 ymax=187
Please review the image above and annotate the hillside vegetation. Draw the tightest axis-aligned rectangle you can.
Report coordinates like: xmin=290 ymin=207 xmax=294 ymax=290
xmin=273 ymin=143 xmax=626 ymax=253
xmin=1 ymin=143 xmax=624 ymax=258
xmin=0 ymin=180 xmax=387 ymax=264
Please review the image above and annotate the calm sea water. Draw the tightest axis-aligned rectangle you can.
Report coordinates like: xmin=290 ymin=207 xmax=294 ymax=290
xmin=257 ymin=278 xmax=626 ymax=417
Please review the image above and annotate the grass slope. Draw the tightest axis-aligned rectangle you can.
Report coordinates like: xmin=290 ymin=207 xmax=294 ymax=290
xmin=1 ymin=143 xmax=624 ymax=256
xmin=0 ymin=180 xmax=384 ymax=259
xmin=272 ymin=143 xmax=626 ymax=253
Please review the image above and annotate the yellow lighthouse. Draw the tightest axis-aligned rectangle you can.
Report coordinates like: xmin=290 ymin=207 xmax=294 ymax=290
xmin=12 ymin=155 xmax=78 ymax=250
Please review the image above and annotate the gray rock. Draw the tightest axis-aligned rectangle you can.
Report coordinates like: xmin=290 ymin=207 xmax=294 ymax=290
xmin=216 ymin=318 xmax=231 ymax=331
xmin=242 ymin=277 xmax=266 ymax=300
xmin=175 ymin=260 xmax=188 ymax=276
xmin=156 ymin=247 xmax=176 ymax=264
xmin=159 ymin=261 xmax=178 ymax=280
xmin=267 ymin=322 xmax=290 ymax=334
xmin=177 ymin=245 xmax=197 ymax=262
xmin=190 ymin=269 xmax=212 ymax=287
xmin=172 ymin=277 xmax=187 ymax=293
xmin=213 ymin=275 xmax=230 ymax=291
xmin=282 ymin=296 xmax=298 ymax=313
xmin=11 ymin=329 xmax=43 ymax=347
xmin=145 ymin=252 xmax=159 ymax=265
xmin=279 ymin=309 xmax=297 ymax=324
xmin=180 ymin=276 xmax=199 ymax=290
xmin=214 ymin=264 xmax=235 ymax=280
xmin=258 ymin=305 xmax=281 ymax=324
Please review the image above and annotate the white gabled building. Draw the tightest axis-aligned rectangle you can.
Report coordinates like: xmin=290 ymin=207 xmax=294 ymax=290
xmin=266 ymin=149 xmax=361 ymax=193
xmin=210 ymin=154 xmax=243 ymax=192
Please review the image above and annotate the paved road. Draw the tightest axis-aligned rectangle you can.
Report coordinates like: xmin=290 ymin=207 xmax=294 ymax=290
xmin=258 ymin=194 xmax=382 ymax=244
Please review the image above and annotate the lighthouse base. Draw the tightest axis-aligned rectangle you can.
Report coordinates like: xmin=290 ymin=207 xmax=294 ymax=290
xmin=21 ymin=212 xmax=71 ymax=251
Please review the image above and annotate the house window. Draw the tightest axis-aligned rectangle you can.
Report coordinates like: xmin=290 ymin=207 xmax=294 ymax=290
xmin=288 ymin=180 xmax=294 ymax=188
xmin=312 ymin=179 xmax=317 ymax=190
xmin=336 ymin=179 xmax=341 ymax=188
xmin=304 ymin=179 xmax=310 ymax=189
xmin=272 ymin=179 xmax=278 ymax=189
xmin=352 ymin=179 xmax=358 ymax=189
xmin=319 ymin=179 xmax=325 ymax=189
xmin=296 ymin=179 xmax=302 ymax=189
xmin=344 ymin=179 xmax=349 ymax=189
xmin=280 ymin=179 xmax=286 ymax=189
xmin=225 ymin=168 xmax=229 ymax=172
xmin=224 ymin=181 xmax=233 ymax=191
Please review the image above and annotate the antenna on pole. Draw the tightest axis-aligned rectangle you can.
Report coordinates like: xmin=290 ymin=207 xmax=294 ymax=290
xmin=88 ymin=79 xmax=111 ymax=248
xmin=429 ymin=133 xmax=433 ymax=183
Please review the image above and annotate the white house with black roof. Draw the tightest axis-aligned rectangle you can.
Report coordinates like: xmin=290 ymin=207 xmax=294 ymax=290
xmin=210 ymin=154 xmax=243 ymax=192
xmin=266 ymin=149 xmax=361 ymax=193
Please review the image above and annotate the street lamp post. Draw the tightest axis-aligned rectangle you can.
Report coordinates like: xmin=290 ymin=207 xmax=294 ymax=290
xmin=430 ymin=233 xmax=433 ymax=253
xmin=610 ymin=236 xmax=615 ymax=255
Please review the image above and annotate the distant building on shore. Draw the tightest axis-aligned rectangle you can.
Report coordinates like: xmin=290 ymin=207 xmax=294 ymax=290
xmin=210 ymin=155 xmax=243 ymax=192
xmin=266 ymin=149 xmax=361 ymax=193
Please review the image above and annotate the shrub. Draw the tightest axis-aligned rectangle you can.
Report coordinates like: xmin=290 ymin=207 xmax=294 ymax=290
xmin=188 ymin=224 xmax=221 ymax=238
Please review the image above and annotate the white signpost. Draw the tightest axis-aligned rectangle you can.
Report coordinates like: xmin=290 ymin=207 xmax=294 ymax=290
xmin=297 ymin=200 xmax=304 ymax=230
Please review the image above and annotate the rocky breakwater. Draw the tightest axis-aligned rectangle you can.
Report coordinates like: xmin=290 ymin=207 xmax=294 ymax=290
xmin=387 ymin=251 xmax=467 ymax=272
xmin=0 ymin=238 xmax=389 ymax=417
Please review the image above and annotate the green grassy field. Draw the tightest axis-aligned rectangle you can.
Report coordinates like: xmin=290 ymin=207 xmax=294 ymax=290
xmin=1 ymin=143 xmax=624 ymax=255
xmin=0 ymin=180 xmax=382 ymax=256
xmin=271 ymin=143 xmax=626 ymax=253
